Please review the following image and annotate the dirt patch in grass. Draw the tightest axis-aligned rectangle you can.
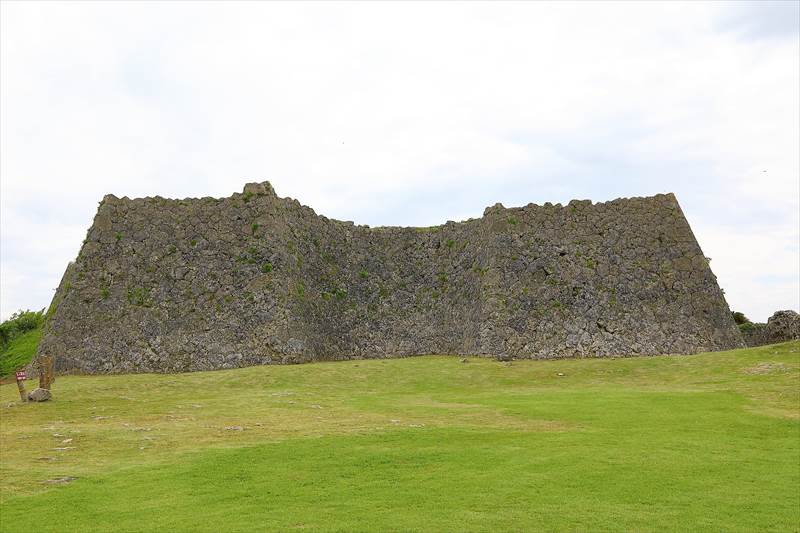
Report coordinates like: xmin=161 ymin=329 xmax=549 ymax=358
xmin=742 ymin=362 xmax=790 ymax=375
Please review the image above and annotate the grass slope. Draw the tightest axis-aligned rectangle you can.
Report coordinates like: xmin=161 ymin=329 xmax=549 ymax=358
xmin=1 ymin=342 xmax=798 ymax=532
xmin=0 ymin=327 xmax=41 ymax=378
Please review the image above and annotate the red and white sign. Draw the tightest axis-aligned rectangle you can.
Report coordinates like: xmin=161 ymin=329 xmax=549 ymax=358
xmin=15 ymin=370 xmax=26 ymax=381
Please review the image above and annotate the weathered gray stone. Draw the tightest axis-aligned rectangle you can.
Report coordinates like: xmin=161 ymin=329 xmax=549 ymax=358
xmin=37 ymin=182 xmax=743 ymax=374
xmin=766 ymin=310 xmax=800 ymax=341
xmin=27 ymin=388 xmax=52 ymax=402
xmin=742 ymin=310 xmax=800 ymax=347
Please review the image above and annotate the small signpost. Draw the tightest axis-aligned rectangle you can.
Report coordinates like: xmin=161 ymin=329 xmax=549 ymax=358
xmin=15 ymin=370 xmax=27 ymax=402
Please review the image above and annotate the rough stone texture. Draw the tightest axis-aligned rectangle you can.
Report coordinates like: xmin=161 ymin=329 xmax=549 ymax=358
xmin=741 ymin=310 xmax=800 ymax=347
xmin=37 ymin=182 xmax=743 ymax=374
xmin=27 ymin=388 xmax=52 ymax=402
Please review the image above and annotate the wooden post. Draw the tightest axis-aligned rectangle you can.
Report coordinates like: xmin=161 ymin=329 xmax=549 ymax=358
xmin=38 ymin=356 xmax=55 ymax=390
xmin=15 ymin=371 xmax=27 ymax=402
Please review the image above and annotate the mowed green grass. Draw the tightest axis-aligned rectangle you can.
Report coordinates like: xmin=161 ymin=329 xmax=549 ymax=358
xmin=0 ymin=328 xmax=41 ymax=378
xmin=1 ymin=342 xmax=798 ymax=532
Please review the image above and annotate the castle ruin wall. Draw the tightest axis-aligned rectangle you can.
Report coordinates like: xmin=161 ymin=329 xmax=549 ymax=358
xmin=38 ymin=182 xmax=744 ymax=373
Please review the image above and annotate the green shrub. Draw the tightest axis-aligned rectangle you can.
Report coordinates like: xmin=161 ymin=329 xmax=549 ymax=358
xmin=738 ymin=322 xmax=761 ymax=333
xmin=732 ymin=311 xmax=750 ymax=325
xmin=358 ymin=270 xmax=369 ymax=279
xmin=261 ymin=263 xmax=273 ymax=273
xmin=0 ymin=309 xmax=44 ymax=350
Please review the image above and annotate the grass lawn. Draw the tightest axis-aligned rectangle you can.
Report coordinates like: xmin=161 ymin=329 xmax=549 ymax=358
xmin=1 ymin=341 xmax=798 ymax=532
xmin=0 ymin=328 xmax=41 ymax=378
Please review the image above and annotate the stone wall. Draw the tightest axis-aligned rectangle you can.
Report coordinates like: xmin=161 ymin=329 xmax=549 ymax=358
xmin=741 ymin=310 xmax=800 ymax=347
xmin=38 ymin=182 xmax=744 ymax=373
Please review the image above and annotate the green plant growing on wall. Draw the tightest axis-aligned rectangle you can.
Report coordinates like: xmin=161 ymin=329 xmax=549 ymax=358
xmin=295 ymin=281 xmax=306 ymax=299
xmin=472 ymin=265 xmax=489 ymax=276
xmin=127 ymin=287 xmax=152 ymax=307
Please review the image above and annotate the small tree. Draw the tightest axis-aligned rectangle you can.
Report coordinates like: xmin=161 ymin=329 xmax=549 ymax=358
xmin=731 ymin=311 xmax=750 ymax=325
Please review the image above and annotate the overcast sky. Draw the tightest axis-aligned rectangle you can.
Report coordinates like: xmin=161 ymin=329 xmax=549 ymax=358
xmin=1 ymin=1 xmax=798 ymax=322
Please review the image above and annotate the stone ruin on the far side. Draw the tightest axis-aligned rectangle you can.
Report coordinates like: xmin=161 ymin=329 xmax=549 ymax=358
xmin=36 ymin=182 xmax=744 ymax=374
xmin=740 ymin=310 xmax=800 ymax=347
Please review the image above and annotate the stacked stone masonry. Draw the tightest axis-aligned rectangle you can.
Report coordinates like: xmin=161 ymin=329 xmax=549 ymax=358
xmin=741 ymin=310 xmax=800 ymax=347
xmin=38 ymin=182 xmax=744 ymax=373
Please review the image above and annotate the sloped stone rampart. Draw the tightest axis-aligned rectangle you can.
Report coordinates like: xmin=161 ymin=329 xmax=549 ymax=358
xmin=38 ymin=182 xmax=744 ymax=373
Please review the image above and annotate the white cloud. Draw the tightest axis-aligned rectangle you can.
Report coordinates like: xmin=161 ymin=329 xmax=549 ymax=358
xmin=1 ymin=1 xmax=798 ymax=321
